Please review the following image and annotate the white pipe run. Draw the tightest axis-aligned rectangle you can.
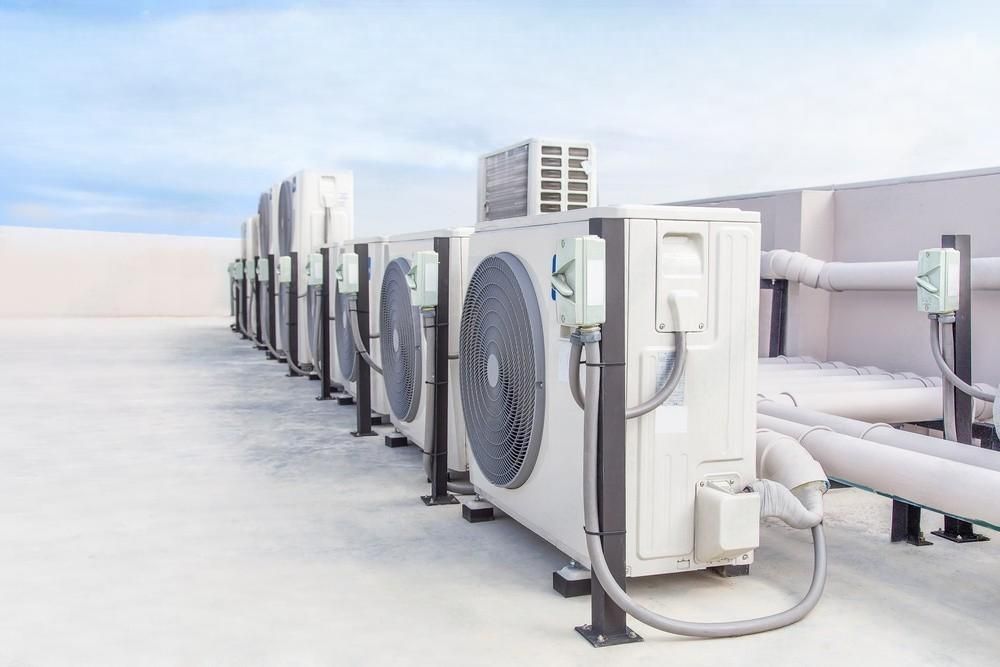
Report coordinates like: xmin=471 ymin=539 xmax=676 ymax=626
xmin=759 ymin=386 xmax=994 ymax=424
xmin=759 ymin=378 xmax=942 ymax=395
xmin=758 ymin=355 xmax=818 ymax=365
xmin=757 ymin=412 xmax=1000 ymax=529
xmin=761 ymin=250 xmax=1000 ymax=291
xmin=757 ymin=401 xmax=1000 ymax=473
xmin=758 ymin=372 xmax=924 ymax=387
xmin=758 ymin=367 xmax=893 ymax=378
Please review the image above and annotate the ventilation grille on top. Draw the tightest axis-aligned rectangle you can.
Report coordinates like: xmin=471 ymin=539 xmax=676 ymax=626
xmin=379 ymin=258 xmax=422 ymax=422
xmin=335 ymin=280 xmax=358 ymax=382
xmin=459 ymin=252 xmax=545 ymax=489
xmin=537 ymin=143 xmax=592 ymax=214
xmin=482 ymin=144 xmax=529 ymax=221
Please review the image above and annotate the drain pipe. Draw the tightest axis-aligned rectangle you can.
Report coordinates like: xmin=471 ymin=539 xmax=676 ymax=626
xmin=757 ymin=412 xmax=1000 ymax=530
xmin=761 ymin=250 xmax=1000 ymax=291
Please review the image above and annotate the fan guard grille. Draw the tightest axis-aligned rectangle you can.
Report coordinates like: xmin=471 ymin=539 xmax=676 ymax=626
xmin=379 ymin=258 xmax=422 ymax=422
xmin=335 ymin=279 xmax=358 ymax=382
xmin=459 ymin=252 xmax=545 ymax=489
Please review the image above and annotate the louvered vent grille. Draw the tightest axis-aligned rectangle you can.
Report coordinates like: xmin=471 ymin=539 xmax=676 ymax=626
xmin=459 ymin=253 xmax=545 ymax=488
xmin=483 ymin=144 xmax=529 ymax=221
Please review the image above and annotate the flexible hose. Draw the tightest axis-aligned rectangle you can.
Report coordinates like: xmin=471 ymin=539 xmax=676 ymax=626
xmin=930 ymin=320 xmax=996 ymax=402
xmin=420 ymin=309 xmax=474 ymax=495
xmin=580 ymin=337 xmax=827 ymax=638
xmin=568 ymin=332 xmax=688 ymax=420
xmin=348 ymin=297 xmax=383 ymax=374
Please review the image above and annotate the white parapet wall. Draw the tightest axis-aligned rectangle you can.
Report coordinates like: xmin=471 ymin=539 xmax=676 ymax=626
xmin=0 ymin=226 xmax=239 ymax=317
xmin=673 ymin=167 xmax=1000 ymax=381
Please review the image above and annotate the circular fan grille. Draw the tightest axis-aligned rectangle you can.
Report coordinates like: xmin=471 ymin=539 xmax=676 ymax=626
xmin=379 ymin=258 xmax=422 ymax=422
xmin=459 ymin=252 xmax=545 ymax=489
xmin=335 ymin=279 xmax=358 ymax=381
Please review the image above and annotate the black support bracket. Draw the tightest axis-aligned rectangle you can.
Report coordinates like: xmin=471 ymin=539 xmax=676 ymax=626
xmin=351 ymin=243 xmax=377 ymax=437
xmin=316 ymin=246 xmax=334 ymax=401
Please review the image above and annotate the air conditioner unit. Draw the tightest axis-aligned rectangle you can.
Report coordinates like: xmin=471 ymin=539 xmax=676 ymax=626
xmin=477 ymin=138 xmax=596 ymax=223
xmin=277 ymin=170 xmax=355 ymax=375
xmin=380 ymin=228 xmax=473 ymax=473
xmin=243 ymin=214 xmax=261 ymax=342
xmin=257 ymin=190 xmax=276 ymax=353
xmin=328 ymin=237 xmax=391 ymax=418
xmin=459 ymin=205 xmax=760 ymax=578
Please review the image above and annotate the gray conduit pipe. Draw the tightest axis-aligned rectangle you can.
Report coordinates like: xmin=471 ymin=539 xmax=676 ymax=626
xmin=930 ymin=320 xmax=997 ymax=402
xmin=347 ymin=297 xmax=382 ymax=375
xmin=420 ymin=309 xmax=474 ymax=496
xmin=579 ymin=335 xmax=827 ymax=638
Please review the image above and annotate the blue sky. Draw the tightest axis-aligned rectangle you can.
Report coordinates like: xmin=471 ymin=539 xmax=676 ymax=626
xmin=2 ymin=1 xmax=1000 ymax=238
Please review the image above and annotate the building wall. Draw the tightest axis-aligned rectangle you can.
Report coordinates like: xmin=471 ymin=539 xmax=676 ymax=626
xmin=0 ymin=226 xmax=238 ymax=317
xmin=673 ymin=168 xmax=1000 ymax=382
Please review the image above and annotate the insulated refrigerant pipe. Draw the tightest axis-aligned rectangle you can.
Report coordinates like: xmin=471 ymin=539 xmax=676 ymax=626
xmin=761 ymin=250 xmax=1000 ymax=291
xmin=759 ymin=385 xmax=994 ymax=424
xmin=758 ymin=373 xmax=924 ymax=389
xmin=758 ymin=363 xmax=889 ymax=375
xmin=759 ymin=356 xmax=818 ymax=365
xmin=756 ymin=413 xmax=1000 ymax=530
xmin=758 ymin=377 xmax=942 ymax=396
xmin=756 ymin=400 xmax=1000 ymax=473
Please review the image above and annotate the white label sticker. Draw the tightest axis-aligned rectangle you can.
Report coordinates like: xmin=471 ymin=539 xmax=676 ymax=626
xmin=653 ymin=350 xmax=687 ymax=433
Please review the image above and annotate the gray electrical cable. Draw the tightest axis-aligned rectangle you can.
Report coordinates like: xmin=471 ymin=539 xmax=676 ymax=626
xmin=930 ymin=320 xmax=996 ymax=402
xmin=567 ymin=332 xmax=688 ymax=420
xmin=420 ymin=309 xmax=474 ymax=495
xmin=941 ymin=324 xmax=959 ymax=442
xmin=579 ymin=336 xmax=827 ymax=638
xmin=347 ymin=297 xmax=382 ymax=375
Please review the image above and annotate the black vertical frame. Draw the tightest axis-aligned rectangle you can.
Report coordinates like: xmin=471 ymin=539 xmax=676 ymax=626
xmin=932 ymin=234 xmax=987 ymax=542
xmin=576 ymin=218 xmax=640 ymax=647
xmin=422 ymin=237 xmax=459 ymax=505
xmin=267 ymin=253 xmax=279 ymax=360
xmin=352 ymin=243 xmax=376 ymax=437
xmin=317 ymin=246 xmax=333 ymax=401
xmin=239 ymin=271 xmax=249 ymax=339
xmin=287 ymin=252 xmax=301 ymax=374
xmin=253 ymin=256 xmax=263 ymax=345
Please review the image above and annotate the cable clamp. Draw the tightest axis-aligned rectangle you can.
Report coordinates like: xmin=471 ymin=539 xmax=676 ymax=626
xmin=585 ymin=361 xmax=625 ymax=368
xmin=583 ymin=527 xmax=626 ymax=537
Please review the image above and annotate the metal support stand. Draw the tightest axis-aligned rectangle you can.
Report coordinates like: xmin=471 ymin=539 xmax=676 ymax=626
xmin=575 ymin=218 xmax=642 ymax=648
xmin=891 ymin=499 xmax=931 ymax=545
xmin=422 ymin=237 xmax=459 ymax=507
xmin=759 ymin=278 xmax=788 ymax=357
xmin=267 ymin=253 xmax=280 ymax=360
xmin=932 ymin=234 xmax=988 ymax=544
xmin=253 ymin=255 xmax=264 ymax=346
xmin=239 ymin=274 xmax=250 ymax=339
xmin=316 ymin=247 xmax=334 ymax=401
xmin=230 ymin=270 xmax=238 ymax=332
xmin=351 ymin=243 xmax=377 ymax=437
xmin=286 ymin=252 xmax=304 ymax=376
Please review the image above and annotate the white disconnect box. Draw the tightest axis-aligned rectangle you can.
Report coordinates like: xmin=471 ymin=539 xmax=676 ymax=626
xmin=337 ymin=251 xmax=360 ymax=294
xmin=229 ymin=261 xmax=241 ymax=280
xmin=306 ymin=253 xmax=323 ymax=286
xmin=278 ymin=255 xmax=292 ymax=285
xmin=256 ymin=257 xmax=269 ymax=282
xmin=694 ymin=482 xmax=760 ymax=564
xmin=916 ymin=248 xmax=960 ymax=315
xmin=551 ymin=235 xmax=606 ymax=327
xmin=244 ymin=259 xmax=255 ymax=281
xmin=407 ymin=250 xmax=439 ymax=307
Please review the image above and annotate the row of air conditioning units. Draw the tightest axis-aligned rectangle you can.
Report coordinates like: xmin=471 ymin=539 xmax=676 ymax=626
xmin=227 ymin=138 xmax=830 ymax=643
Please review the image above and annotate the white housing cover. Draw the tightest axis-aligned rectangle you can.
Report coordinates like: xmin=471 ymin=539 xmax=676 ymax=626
xmin=382 ymin=228 xmax=472 ymax=472
xmin=477 ymin=138 xmax=596 ymax=223
xmin=278 ymin=170 xmax=355 ymax=368
xmin=464 ymin=205 xmax=760 ymax=577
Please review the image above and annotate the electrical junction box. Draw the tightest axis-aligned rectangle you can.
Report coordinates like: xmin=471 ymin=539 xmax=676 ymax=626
xmin=306 ymin=253 xmax=323 ymax=286
xmin=228 ymin=261 xmax=240 ymax=280
xmin=244 ymin=259 xmax=255 ymax=282
xmin=278 ymin=255 xmax=292 ymax=285
xmin=694 ymin=482 xmax=760 ymax=564
xmin=337 ymin=251 xmax=359 ymax=294
xmin=551 ymin=235 xmax=606 ymax=326
xmin=407 ymin=250 xmax=439 ymax=307
xmin=916 ymin=248 xmax=960 ymax=315
xmin=257 ymin=257 xmax=269 ymax=283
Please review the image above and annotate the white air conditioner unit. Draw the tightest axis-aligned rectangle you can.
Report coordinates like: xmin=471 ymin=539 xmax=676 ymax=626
xmin=459 ymin=205 xmax=760 ymax=577
xmin=244 ymin=214 xmax=260 ymax=340
xmin=380 ymin=228 xmax=473 ymax=473
xmin=277 ymin=170 xmax=355 ymax=374
xmin=327 ymin=237 xmax=390 ymax=418
xmin=477 ymin=138 xmax=596 ymax=223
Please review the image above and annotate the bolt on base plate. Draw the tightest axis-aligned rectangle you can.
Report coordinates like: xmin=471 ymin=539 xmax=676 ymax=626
xmin=575 ymin=624 xmax=643 ymax=648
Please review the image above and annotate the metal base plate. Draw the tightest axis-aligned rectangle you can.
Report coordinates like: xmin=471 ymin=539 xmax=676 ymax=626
xmin=575 ymin=624 xmax=643 ymax=648
xmin=931 ymin=529 xmax=990 ymax=543
xmin=350 ymin=430 xmax=377 ymax=438
xmin=421 ymin=494 xmax=459 ymax=506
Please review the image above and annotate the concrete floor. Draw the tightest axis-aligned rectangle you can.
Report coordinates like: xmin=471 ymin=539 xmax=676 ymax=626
xmin=2 ymin=318 xmax=998 ymax=666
